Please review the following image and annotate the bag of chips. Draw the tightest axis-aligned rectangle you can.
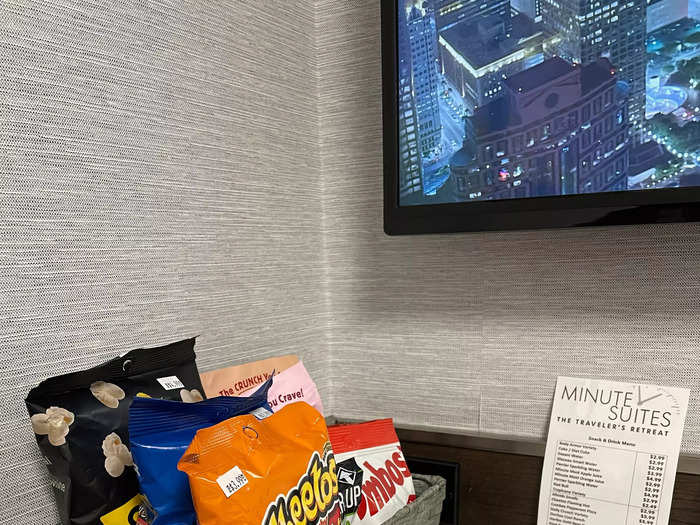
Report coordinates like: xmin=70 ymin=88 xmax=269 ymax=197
xmin=238 ymin=360 xmax=324 ymax=415
xmin=129 ymin=378 xmax=273 ymax=525
xmin=178 ymin=402 xmax=341 ymax=525
xmin=25 ymin=338 xmax=204 ymax=525
xmin=199 ymin=354 xmax=298 ymax=398
xmin=328 ymin=419 xmax=415 ymax=524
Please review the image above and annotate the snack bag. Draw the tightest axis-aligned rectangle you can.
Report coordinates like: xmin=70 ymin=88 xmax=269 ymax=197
xmin=129 ymin=378 xmax=273 ymax=525
xmin=199 ymin=354 xmax=298 ymax=397
xmin=238 ymin=360 xmax=325 ymax=414
xmin=328 ymin=420 xmax=415 ymax=524
xmin=178 ymin=402 xmax=341 ymax=525
xmin=25 ymin=338 xmax=204 ymax=525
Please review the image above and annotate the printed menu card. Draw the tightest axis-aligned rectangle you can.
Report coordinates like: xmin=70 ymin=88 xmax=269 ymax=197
xmin=537 ymin=377 xmax=689 ymax=525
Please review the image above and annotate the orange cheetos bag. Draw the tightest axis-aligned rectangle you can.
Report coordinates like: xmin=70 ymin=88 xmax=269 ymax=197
xmin=178 ymin=402 xmax=340 ymax=525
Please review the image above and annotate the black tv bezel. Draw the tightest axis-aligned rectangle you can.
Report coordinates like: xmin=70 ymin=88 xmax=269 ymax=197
xmin=382 ymin=0 xmax=700 ymax=235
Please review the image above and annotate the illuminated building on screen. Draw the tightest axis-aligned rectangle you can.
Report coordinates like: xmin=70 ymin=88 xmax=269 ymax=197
xmin=432 ymin=0 xmax=512 ymax=31
xmin=540 ymin=0 xmax=646 ymax=128
xmin=407 ymin=4 xmax=442 ymax=156
xmin=646 ymin=0 xmax=688 ymax=33
xmin=438 ymin=14 xmax=548 ymax=108
xmin=398 ymin=3 xmax=424 ymax=197
xmin=450 ymin=57 xmax=630 ymax=200
xmin=511 ymin=0 xmax=543 ymax=22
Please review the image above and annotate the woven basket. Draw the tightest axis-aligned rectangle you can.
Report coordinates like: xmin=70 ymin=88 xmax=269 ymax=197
xmin=384 ymin=474 xmax=447 ymax=525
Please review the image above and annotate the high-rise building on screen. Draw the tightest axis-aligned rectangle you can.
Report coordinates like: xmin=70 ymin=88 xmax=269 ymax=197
xmin=450 ymin=58 xmax=630 ymax=200
xmin=433 ymin=0 xmax=512 ymax=31
xmin=540 ymin=0 xmax=646 ymax=128
xmin=439 ymin=14 xmax=548 ymax=109
xmin=407 ymin=4 xmax=442 ymax=156
xmin=398 ymin=2 xmax=423 ymax=197
xmin=511 ymin=0 xmax=543 ymax=22
xmin=646 ymin=0 xmax=688 ymax=33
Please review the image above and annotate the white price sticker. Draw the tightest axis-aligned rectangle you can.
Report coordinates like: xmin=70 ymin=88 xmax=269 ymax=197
xmin=216 ymin=466 xmax=248 ymax=498
xmin=156 ymin=376 xmax=185 ymax=390
xmin=251 ymin=407 xmax=273 ymax=420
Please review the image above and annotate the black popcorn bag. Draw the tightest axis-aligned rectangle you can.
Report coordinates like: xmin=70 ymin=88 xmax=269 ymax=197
xmin=25 ymin=338 xmax=204 ymax=525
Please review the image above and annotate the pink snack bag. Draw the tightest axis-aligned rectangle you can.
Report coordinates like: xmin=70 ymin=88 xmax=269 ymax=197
xmin=239 ymin=360 xmax=324 ymax=415
xmin=199 ymin=354 xmax=298 ymax=398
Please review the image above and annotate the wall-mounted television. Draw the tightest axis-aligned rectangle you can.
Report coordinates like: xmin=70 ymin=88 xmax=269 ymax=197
xmin=382 ymin=0 xmax=700 ymax=234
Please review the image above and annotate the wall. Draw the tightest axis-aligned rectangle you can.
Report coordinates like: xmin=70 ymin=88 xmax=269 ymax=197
xmin=2 ymin=1 xmax=700 ymax=522
xmin=0 ymin=1 xmax=325 ymax=523
xmin=317 ymin=0 xmax=700 ymax=453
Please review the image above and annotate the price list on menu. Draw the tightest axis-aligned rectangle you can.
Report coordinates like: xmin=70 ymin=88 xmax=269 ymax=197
xmin=538 ymin=378 xmax=689 ymax=525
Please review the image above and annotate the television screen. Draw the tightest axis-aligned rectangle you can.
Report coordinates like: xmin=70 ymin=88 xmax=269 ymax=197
xmin=384 ymin=0 xmax=700 ymax=232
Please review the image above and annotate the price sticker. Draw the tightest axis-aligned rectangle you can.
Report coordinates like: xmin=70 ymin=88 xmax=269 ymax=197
xmin=156 ymin=376 xmax=185 ymax=390
xmin=251 ymin=407 xmax=273 ymax=420
xmin=216 ymin=466 xmax=249 ymax=498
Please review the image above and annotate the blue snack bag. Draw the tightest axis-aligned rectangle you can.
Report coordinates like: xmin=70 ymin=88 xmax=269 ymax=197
xmin=129 ymin=377 xmax=273 ymax=525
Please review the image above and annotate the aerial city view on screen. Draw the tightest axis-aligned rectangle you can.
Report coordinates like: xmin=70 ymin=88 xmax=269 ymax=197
xmin=397 ymin=0 xmax=700 ymax=205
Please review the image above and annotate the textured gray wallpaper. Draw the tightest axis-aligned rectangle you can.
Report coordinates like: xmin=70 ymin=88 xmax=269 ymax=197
xmin=0 ymin=1 xmax=325 ymax=523
xmin=2 ymin=0 xmax=700 ymax=522
xmin=317 ymin=0 xmax=700 ymax=454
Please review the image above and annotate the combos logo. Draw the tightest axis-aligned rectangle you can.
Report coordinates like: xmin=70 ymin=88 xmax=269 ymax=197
xmin=263 ymin=446 xmax=341 ymax=525
xmin=357 ymin=447 xmax=414 ymax=519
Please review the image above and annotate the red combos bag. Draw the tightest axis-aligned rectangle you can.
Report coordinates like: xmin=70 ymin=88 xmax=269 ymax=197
xmin=328 ymin=420 xmax=415 ymax=524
